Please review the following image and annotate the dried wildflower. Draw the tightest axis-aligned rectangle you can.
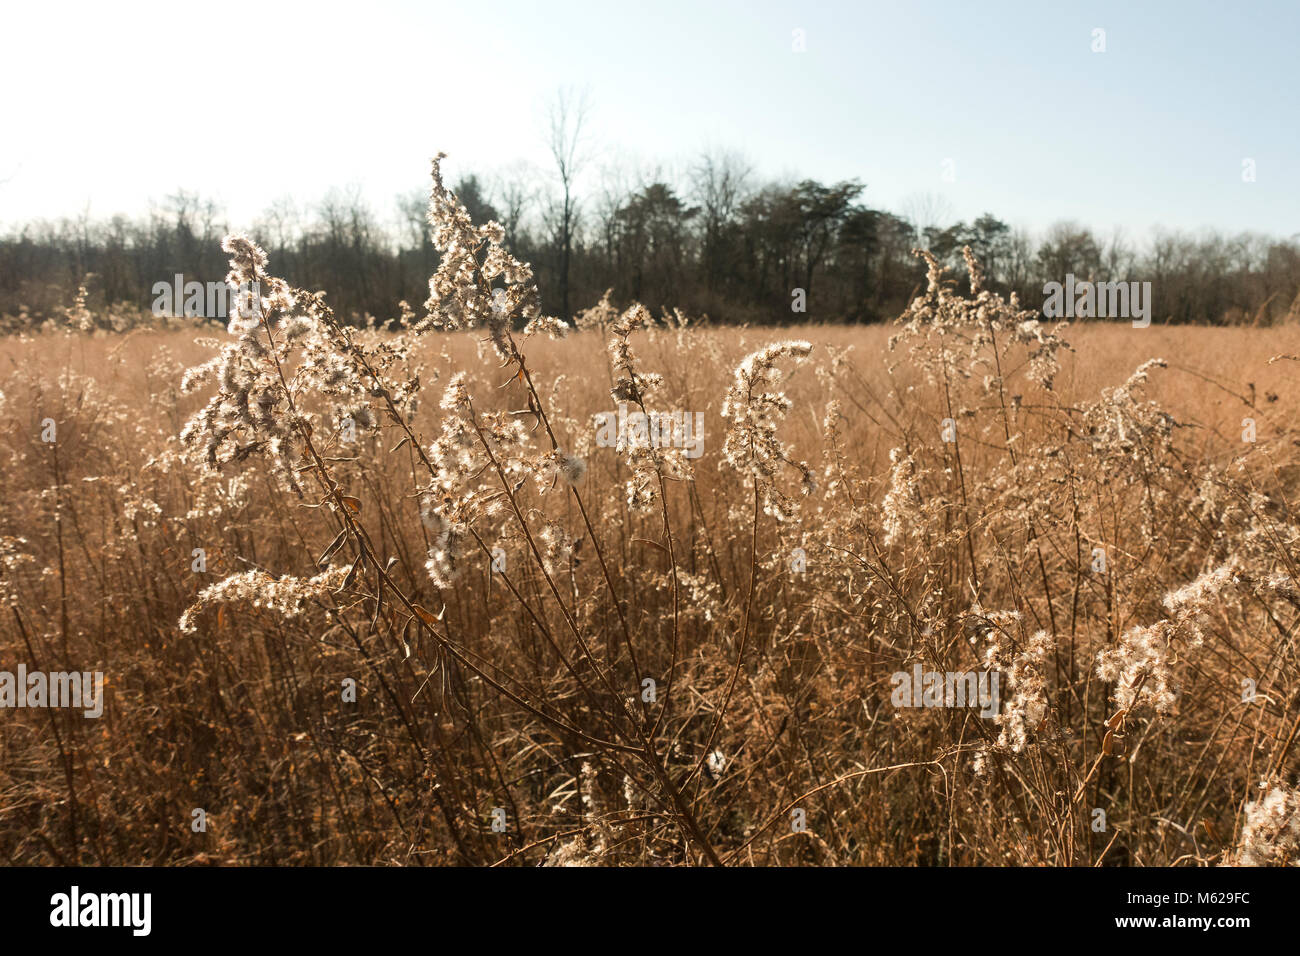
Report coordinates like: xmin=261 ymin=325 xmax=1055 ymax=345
xmin=705 ymin=749 xmax=727 ymax=778
xmin=421 ymin=376 xmax=485 ymax=587
xmin=537 ymin=522 xmax=574 ymax=576
xmin=881 ymin=448 xmax=923 ymax=547
xmin=721 ymin=340 xmax=814 ymax=521
xmin=559 ymin=453 xmax=586 ymax=485
xmin=989 ymin=629 xmax=1054 ymax=752
xmin=574 ymin=289 xmax=619 ymax=334
xmin=890 ymin=247 xmax=1071 ymax=393
xmin=1233 ymin=778 xmax=1300 ymax=866
xmin=522 ymin=312 xmax=570 ymax=339
xmin=602 ymin=303 xmax=690 ymax=510
xmin=418 ymin=373 xmax=538 ymax=586
xmin=419 ymin=153 xmax=544 ymax=358
xmin=178 ymin=235 xmax=381 ymax=493
xmin=1095 ymin=621 xmax=1179 ymax=715
xmin=66 ymin=282 xmax=95 ymax=332
xmin=1093 ymin=559 xmax=1237 ymax=717
xmin=0 ymin=536 xmax=35 ymax=607
xmin=818 ymin=399 xmax=851 ymax=500
xmin=1162 ymin=561 xmax=1237 ymax=642
xmin=178 ymin=566 xmax=348 ymax=635
xmin=1080 ymin=358 xmax=1178 ymax=482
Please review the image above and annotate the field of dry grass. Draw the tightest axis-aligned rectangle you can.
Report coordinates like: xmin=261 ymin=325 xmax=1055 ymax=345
xmin=4 ymin=178 xmax=1300 ymax=868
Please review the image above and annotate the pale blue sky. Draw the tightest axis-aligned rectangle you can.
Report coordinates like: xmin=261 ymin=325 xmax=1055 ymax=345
xmin=1 ymin=0 xmax=1296 ymax=240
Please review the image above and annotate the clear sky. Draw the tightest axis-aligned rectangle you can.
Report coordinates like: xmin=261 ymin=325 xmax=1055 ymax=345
xmin=1 ymin=0 xmax=1296 ymax=240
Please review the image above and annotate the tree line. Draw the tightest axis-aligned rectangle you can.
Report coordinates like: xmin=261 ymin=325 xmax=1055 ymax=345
xmin=2 ymin=154 xmax=1298 ymax=329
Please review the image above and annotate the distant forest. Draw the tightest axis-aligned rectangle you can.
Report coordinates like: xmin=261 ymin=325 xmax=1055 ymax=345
xmin=3 ymin=153 xmax=1299 ymax=328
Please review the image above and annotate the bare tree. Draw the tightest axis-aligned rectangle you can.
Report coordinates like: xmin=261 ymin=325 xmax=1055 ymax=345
xmin=691 ymin=150 xmax=750 ymax=225
xmin=255 ymin=197 xmax=300 ymax=262
xmin=1101 ymin=226 xmax=1134 ymax=279
xmin=691 ymin=149 xmax=751 ymax=293
xmin=544 ymin=87 xmax=591 ymax=319
xmin=901 ymin=191 xmax=953 ymax=241
xmin=491 ymin=160 xmax=538 ymax=250
xmin=593 ymin=159 xmax=632 ymax=274
xmin=1006 ymin=226 xmax=1036 ymax=295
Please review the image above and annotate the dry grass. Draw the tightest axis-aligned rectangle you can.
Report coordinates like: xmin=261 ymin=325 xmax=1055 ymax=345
xmin=3 ymin=183 xmax=1300 ymax=867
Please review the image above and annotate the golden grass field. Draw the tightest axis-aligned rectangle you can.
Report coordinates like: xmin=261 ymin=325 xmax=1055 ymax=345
xmin=4 ymin=193 xmax=1300 ymax=867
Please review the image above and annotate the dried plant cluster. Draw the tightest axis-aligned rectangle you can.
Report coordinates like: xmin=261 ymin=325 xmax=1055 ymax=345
xmin=2 ymin=160 xmax=1300 ymax=867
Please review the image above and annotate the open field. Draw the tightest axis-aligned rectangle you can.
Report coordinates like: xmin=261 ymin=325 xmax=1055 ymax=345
xmin=4 ymin=230 xmax=1300 ymax=866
